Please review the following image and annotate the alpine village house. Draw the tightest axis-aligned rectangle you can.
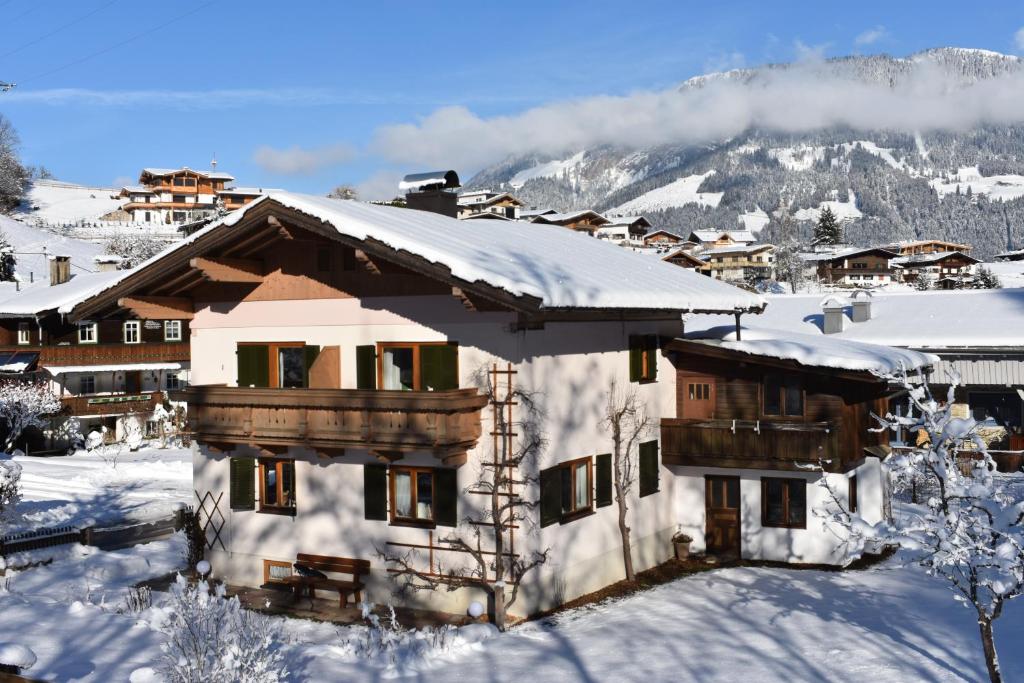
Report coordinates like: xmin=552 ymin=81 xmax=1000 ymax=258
xmin=60 ymin=191 xmax=934 ymax=618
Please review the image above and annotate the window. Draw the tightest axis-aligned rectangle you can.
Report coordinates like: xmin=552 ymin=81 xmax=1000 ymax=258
xmin=163 ymin=320 xmax=182 ymax=342
xmin=761 ymin=477 xmax=806 ymax=528
xmin=236 ymin=343 xmax=320 ymax=388
xmin=852 ymin=262 xmax=867 ymax=269
xmin=540 ymin=457 xmax=592 ymax=526
xmin=17 ymin=323 xmax=30 ymax=345
xmin=688 ymin=382 xmax=711 ymax=401
xmin=78 ymin=322 xmax=98 ymax=345
xmin=629 ymin=335 xmax=658 ymax=382
xmin=390 ymin=466 xmax=435 ymax=523
xmin=763 ymin=374 xmax=804 ymax=417
xmin=372 ymin=342 xmax=458 ymax=391
xmin=259 ymin=459 xmax=296 ymax=514
xmin=172 ymin=194 xmax=187 ymax=204
xmin=123 ymin=321 xmax=141 ymax=344
xmin=165 ymin=372 xmax=181 ymax=391
xmin=79 ymin=375 xmax=95 ymax=394
xmin=849 ymin=475 xmax=858 ymax=513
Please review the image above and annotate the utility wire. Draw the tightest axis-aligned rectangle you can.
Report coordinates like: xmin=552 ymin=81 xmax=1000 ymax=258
xmin=20 ymin=0 xmax=215 ymax=85
xmin=0 ymin=0 xmax=119 ymax=60
xmin=7 ymin=2 xmax=44 ymax=27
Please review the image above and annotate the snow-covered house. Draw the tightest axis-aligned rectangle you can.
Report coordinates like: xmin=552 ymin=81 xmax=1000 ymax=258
xmin=528 ymin=209 xmax=609 ymax=234
xmin=665 ymin=325 xmax=933 ymax=564
xmin=68 ymin=191 xmax=928 ymax=615
xmin=701 ymin=243 xmax=775 ymax=284
xmin=456 ymin=191 xmax=524 ymax=220
xmin=892 ymin=251 xmax=979 ymax=287
xmin=662 ymin=248 xmax=708 ymax=272
xmin=881 ymin=239 xmax=973 ymax=257
xmin=0 ymin=256 xmax=190 ymax=448
xmin=117 ymin=167 xmax=237 ymax=224
xmin=643 ymin=229 xmax=689 ymax=247
xmin=595 ymin=215 xmax=652 ymax=246
xmin=810 ymin=247 xmax=898 ymax=286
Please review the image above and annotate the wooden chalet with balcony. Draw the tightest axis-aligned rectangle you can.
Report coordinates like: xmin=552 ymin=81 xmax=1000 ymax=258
xmin=812 ymin=247 xmax=899 ymax=286
xmin=528 ymin=209 xmax=610 ymax=234
xmin=64 ymin=189 xmax=776 ymax=618
xmin=116 ymin=166 xmax=263 ymax=224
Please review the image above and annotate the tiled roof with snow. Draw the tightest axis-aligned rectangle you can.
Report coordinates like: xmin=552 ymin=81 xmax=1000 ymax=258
xmin=685 ymin=325 xmax=937 ymax=376
xmin=90 ymin=192 xmax=764 ymax=314
xmin=686 ymin=289 xmax=1024 ymax=349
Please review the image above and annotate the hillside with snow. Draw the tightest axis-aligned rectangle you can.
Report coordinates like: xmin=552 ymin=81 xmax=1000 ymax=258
xmin=16 ymin=179 xmax=123 ymax=225
xmin=465 ymin=48 xmax=1024 ymax=257
xmin=0 ymin=214 xmax=106 ymax=298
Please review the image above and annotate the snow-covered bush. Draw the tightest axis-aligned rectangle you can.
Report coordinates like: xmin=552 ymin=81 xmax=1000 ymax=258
xmin=0 ymin=642 xmax=36 ymax=673
xmin=158 ymin=575 xmax=288 ymax=683
xmin=0 ymin=457 xmax=21 ymax=526
xmin=0 ymin=380 xmax=62 ymax=453
xmin=104 ymin=233 xmax=167 ymax=269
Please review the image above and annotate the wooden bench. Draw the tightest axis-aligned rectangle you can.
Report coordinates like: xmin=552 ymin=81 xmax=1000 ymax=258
xmin=283 ymin=553 xmax=370 ymax=608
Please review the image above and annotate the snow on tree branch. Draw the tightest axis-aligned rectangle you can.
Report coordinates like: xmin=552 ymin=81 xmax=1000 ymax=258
xmin=0 ymin=380 xmax=62 ymax=454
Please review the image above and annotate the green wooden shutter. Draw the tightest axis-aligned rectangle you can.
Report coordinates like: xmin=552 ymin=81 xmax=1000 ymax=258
xmin=421 ymin=344 xmax=459 ymax=391
xmin=303 ymin=345 xmax=321 ymax=388
xmin=639 ymin=440 xmax=660 ymax=497
xmin=236 ymin=345 xmax=269 ymax=388
xmin=539 ymin=466 xmax=561 ymax=527
xmin=645 ymin=335 xmax=659 ymax=381
xmin=229 ymin=457 xmax=255 ymax=510
xmin=364 ymin=464 xmax=388 ymax=520
xmin=595 ymin=453 xmax=612 ymax=507
xmin=628 ymin=336 xmax=642 ymax=382
xmin=356 ymin=345 xmax=377 ymax=390
xmin=434 ymin=468 xmax=458 ymax=527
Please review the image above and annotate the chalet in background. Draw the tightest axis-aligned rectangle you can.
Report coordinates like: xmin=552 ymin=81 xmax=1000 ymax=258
xmin=115 ymin=166 xmax=253 ymax=224
xmin=62 ymin=190 xmax=933 ymax=618
xmin=892 ymin=250 xmax=980 ymax=287
xmin=456 ymin=191 xmax=524 ymax=220
xmin=810 ymin=247 xmax=899 ymax=286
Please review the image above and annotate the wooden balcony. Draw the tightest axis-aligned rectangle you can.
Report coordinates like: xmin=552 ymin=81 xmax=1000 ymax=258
xmin=661 ymin=418 xmax=844 ymax=472
xmin=1 ymin=342 xmax=190 ymax=367
xmin=61 ymin=391 xmax=165 ymax=417
xmin=173 ymin=385 xmax=489 ymax=464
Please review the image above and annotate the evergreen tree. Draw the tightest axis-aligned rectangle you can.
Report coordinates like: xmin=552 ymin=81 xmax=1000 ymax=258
xmin=0 ymin=231 xmax=15 ymax=282
xmin=812 ymin=206 xmax=842 ymax=246
xmin=973 ymin=265 xmax=1002 ymax=289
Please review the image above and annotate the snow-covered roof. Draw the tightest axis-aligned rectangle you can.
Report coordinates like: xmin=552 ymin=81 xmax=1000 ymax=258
xmin=520 ymin=208 xmax=557 ymax=218
xmin=120 ymin=185 xmax=154 ymax=194
xmin=87 ymin=192 xmax=764 ymax=314
xmin=684 ymin=326 xmax=937 ymax=377
xmin=0 ymin=270 xmax=126 ymax=317
xmin=689 ymin=229 xmax=756 ymax=243
xmin=891 ymin=251 xmax=978 ymax=266
xmin=995 ymin=248 xmax=1024 ymax=260
xmin=804 ymin=246 xmax=898 ymax=263
xmin=531 ymin=210 xmax=608 ymax=225
xmin=217 ymin=187 xmax=268 ymax=196
xmin=398 ymin=170 xmax=460 ymax=192
xmin=45 ymin=362 xmax=182 ymax=374
xmin=141 ymin=168 xmax=234 ymax=180
xmin=686 ymin=289 xmax=1024 ymax=350
xmin=604 ymin=215 xmax=651 ymax=227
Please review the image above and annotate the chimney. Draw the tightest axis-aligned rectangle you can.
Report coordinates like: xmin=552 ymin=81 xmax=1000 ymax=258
xmin=93 ymin=255 xmax=123 ymax=273
xmin=49 ymin=255 xmax=71 ymax=286
xmin=821 ymin=296 xmax=846 ymax=334
xmin=400 ymin=170 xmax=460 ymax=218
xmin=850 ymin=290 xmax=872 ymax=323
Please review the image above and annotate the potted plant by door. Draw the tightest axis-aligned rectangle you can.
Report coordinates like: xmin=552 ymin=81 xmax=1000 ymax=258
xmin=672 ymin=531 xmax=693 ymax=560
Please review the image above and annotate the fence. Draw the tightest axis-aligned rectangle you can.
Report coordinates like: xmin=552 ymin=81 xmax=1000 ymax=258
xmin=0 ymin=507 xmax=192 ymax=560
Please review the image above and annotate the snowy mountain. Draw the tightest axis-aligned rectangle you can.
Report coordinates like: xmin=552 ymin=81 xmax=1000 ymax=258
xmin=465 ymin=48 xmax=1024 ymax=257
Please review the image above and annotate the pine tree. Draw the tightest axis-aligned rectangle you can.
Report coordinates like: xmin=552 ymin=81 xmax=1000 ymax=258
xmin=812 ymin=206 xmax=842 ymax=246
xmin=973 ymin=265 xmax=1002 ymax=289
xmin=0 ymin=231 xmax=16 ymax=282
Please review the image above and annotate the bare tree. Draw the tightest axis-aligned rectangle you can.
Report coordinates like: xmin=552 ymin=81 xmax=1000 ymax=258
xmin=602 ymin=379 xmax=651 ymax=582
xmin=327 ymin=185 xmax=358 ymax=200
xmin=380 ymin=365 xmax=549 ymax=631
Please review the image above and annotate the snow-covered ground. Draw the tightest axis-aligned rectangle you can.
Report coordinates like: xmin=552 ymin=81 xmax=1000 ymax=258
xmin=17 ymin=179 xmax=123 ymax=224
xmin=10 ymin=446 xmax=193 ymax=533
xmin=4 ymin=535 xmax=1020 ymax=681
xmin=981 ymin=261 xmax=1024 ymax=288
xmin=739 ymin=206 xmax=770 ymax=232
xmin=929 ymin=166 xmax=1024 ymax=201
xmin=793 ymin=189 xmax=863 ymax=222
xmin=613 ymin=171 xmax=723 ymax=213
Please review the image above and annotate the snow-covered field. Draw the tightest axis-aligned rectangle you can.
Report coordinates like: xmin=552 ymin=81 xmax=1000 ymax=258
xmin=17 ymin=179 xmax=123 ymax=224
xmin=981 ymin=261 xmax=1024 ymax=288
xmin=10 ymin=446 xmax=193 ymax=533
xmin=929 ymin=166 xmax=1024 ymax=202
xmin=793 ymin=189 xmax=863 ymax=222
xmin=3 ymin=537 xmax=1020 ymax=681
xmin=613 ymin=171 xmax=723 ymax=213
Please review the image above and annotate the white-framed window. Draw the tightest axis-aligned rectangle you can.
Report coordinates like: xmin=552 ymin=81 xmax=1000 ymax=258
xmin=79 ymin=375 xmax=95 ymax=394
xmin=165 ymin=372 xmax=181 ymax=391
xmin=164 ymin=320 xmax=182 ymax=342
xmin=123 ymin=320 xmax=141 ymax=344
xmin=78 ymin=321 xmax=98 ymax=344
xmin=17 ymin=322 xmax=30 ymax=345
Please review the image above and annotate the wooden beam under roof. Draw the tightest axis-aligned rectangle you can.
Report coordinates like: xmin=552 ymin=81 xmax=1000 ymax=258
xmin=190 ymin=257 xmax=264 ymax=283
xmin=117 ymin=296 xmax=194 ymax=320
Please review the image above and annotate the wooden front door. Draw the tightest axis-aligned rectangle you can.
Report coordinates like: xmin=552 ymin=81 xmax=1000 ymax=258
xmin=681 ymin=375 xmax=716 ymax=419
xmin=705 ymin=476 xmax=740 ymax=558
xmin=125 ymin=370 xmax=142 ymax=394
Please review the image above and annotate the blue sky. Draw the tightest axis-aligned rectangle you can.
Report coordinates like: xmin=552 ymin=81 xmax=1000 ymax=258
xmin=3 ymin=0 xmax=1024 ymax=197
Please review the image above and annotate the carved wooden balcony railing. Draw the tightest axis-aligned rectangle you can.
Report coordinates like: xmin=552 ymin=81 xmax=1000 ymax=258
xmin=61 ymin=391 xmax=165 ymax=417
xmin=172 ymin=385 xmax=488 ymax=464
xmin=661 ymin=418 xmax=844 ymax=472
xmin=0 ymin=342 xmax=190 ymax=367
